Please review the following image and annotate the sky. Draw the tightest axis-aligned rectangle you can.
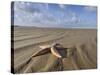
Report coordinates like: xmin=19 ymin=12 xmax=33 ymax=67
xmin=11 ymin=1 xmax=97 ymax=28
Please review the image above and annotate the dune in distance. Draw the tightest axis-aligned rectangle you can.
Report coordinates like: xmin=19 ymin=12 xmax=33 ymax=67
xmin=11 ymin=26 xmax=97 ymax=73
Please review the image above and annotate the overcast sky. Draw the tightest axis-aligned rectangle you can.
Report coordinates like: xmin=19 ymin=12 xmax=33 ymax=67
xmin=12 ymin=1 xmax=97 ymax=28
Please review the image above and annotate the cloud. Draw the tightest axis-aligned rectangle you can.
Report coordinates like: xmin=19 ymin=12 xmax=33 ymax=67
xmin=14 ymin=2 xmax=80 ymax=27
xmin=62 ymin=12 xmax=80 ymax=24
xmin=15 ymin=2 xmax=41 ymax=13
xmin=13 ymin=1 xmax=96 ymax=28
xmin=59 ymin=4 xmax=66 ymax=9
xmin=45 ymin=3 xmax=49 ymax=10
xmin=84 ymin=6 xmax=97 ymax=12
xmin=14 ymin=1 xmax=60 ymax=26
xmin=70 ymin=13 xmax=79 ymax=23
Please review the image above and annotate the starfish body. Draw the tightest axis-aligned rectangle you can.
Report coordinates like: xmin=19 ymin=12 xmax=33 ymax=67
xmin=30 ymin=43 xmax=64 ymax=59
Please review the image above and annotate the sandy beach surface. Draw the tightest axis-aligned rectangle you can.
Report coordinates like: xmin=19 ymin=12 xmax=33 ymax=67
xmin=12 ymin=26 xmax=97 ymax=73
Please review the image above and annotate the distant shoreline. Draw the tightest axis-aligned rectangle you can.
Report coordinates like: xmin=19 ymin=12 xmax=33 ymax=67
xmin=12 ymin=25 xmax=97 ymax=29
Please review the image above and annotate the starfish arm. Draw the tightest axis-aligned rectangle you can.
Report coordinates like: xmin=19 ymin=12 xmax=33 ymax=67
xmin=51 ymin=46 xmax=62 ymax=58
xmin=23 ymin=48 xmax=51 ymax=68
xmin=39 ymin=45 xmax=51 ymax=49
xmin=31 ymin=48 xmax=51 ymax=58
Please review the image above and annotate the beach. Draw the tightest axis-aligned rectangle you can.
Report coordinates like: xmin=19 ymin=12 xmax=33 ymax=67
xmin=12 ymin=26 xmax=97 ymax=73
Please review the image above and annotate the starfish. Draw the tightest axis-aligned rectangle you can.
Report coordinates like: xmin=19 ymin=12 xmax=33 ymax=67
xmin=19 ymin=43 xmax=75 ymax=70
xmin=30 ymin=43 xmax=65 ymax=59
xmin=25 ymin=43 xmax=75 ymax=65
